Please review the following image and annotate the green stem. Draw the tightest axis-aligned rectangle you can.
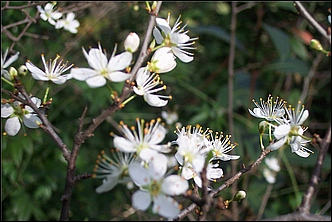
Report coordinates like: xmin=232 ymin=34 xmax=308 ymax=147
xmin=122 ymin=95 xmax=136 ymax=106
xmin=43 ymin=84 xmax=50 ymax=104
xmin=1 ymin=77 xmax=14 ymax=87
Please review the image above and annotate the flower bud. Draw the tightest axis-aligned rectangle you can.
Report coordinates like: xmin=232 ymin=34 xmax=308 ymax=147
xmin=258 ymin=121 xmax=267 ymax=135
xmin=233 ymin=190 xmax=246 ymax=202
xmin=124 ymin=32 xmax=140 ymax=53
xmin=148 ymin=47 xmax=176 ymax=73
xmin=8 ymin=67 xmax=18 ymax=80
xmin=310 ymin=39 xmax=323 ymax=51
xmin=18 ymin=65 xmax=28 ymax=76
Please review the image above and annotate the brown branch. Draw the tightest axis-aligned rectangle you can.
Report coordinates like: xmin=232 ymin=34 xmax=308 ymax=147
xmin=297 ymin=123 xmax=331 ymax=213
xmin=172 ymin=149 xmax=272 ymax=221
xmin=293 ymin=1 xmax=330 ymax=43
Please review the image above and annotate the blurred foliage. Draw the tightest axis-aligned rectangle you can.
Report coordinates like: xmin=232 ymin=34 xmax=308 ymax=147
xmin=1 ymin=1 xmax=331 ymax=221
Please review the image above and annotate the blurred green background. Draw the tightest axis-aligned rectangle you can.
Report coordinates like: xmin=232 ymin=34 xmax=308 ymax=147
xmin=1 ymin=1 xmax=331 ymax=221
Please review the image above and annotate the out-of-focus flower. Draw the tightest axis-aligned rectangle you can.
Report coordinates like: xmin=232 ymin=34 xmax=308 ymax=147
xmin=37 ymin=2 xmax=63 ymax=26
xmin=112 ymin=118 xmax=171 ymax=170
xmin=263 ymin=156 xmax=280 ymax=184
xmin=161 ymin=110 xmax=178 ymax=125
xmin=248 ymin=94 xmax=286 ymax=122
xmin=26 ymin=54 xmax=73 ymax=84
xmin=153 ymin=13 xmax=197 ymax=63
xmin=93 ymin=149 xmax=136 ymax=194
xmin=124 ymin=32 xmax=140 ymax=53
xmin=128 ymin=160 xmax=188 ymax=218
xmin=148 ymin=47 xmax=176 ymax=73
xmin=71 ymin=43 xmax=132 ymax=88
xmin=1 ymin=96 xmax=42 ymax=136
xmin=55 ymin=12 xmax=80 ymax=34
xmin=133 ymin=67 xmax=171 ymax=107
xmin=1 ymin=48 xmax=19 ymax=77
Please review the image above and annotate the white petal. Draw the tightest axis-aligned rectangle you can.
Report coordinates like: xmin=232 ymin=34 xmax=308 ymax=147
xmin=153 ymin=27 xmax=164 ymax=44
xmin=273 ymin=125 xmax=290 ymax=139
xmin=268 ymin=137 xmax=288 ymax=150
xmin=85 ymin=75 xmax=106 ymax=88
xmin=108 ymin=52 xmax=132 ymax=71
xmin=298 ymin=110 xmax=309 ymax=125
xmin=95 ymin=174 xmax=119 ymax=194
xmin=171 ymin=47 xmax=193 ymax=63
xmin=107 ymin=71 xmax=131 ymax=82
xmin=3 ymin=52 xmax=19 ymax=68
xmin=128 ymin=161 xmax=150 ymax=186
xmin=144 ymin=94 xmax=168 ymax=107
xmin=155 ymin=18 xmax=171 ymax=35
xmin=26 ymin=62 xmax=48 ymax=81
xmin=153 ymin=195 xmax=179 ymax=218
xmin=23 ymin=114 xmax=41 ymax=128
xmin=88 ymin=48 xmax=108 ymax=71
xmin=1 ymin=104 xmax=14 ymax=117
xmin=170 ymin=33 xmax=190 ymax=45
xmin=5 ymin=117 xmax=21 ymax=136
xmin=148 ymin=154 xmax=167 ymax=180
xmin=113 ymin=136 xmax=136 ymax=152
xmin=70 ymin=68 xmax=96 ymax=81
xmin=162 ymin=175 xmax=188 ymax=195
xmin=132 ymin=190 xmax=151 ymax=211
xmin=294 ymin=149 xmax=310 ymax=158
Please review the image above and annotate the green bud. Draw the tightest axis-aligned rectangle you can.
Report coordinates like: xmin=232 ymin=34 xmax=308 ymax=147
xmin=151 ymin=1 xmax=157 ymax=11
xmin=233 ymin=190 xmax=246 ymax=202
xmin=9 ymin=67 xmax=18 ymax=79
xmin=310 ymin=39 xmax=323 ymax=51
xmin=258 ymin=121 xmax=267 ymax=135
xmin=149 ymin=39 xmax=156 ymax=50
xmin=18 ymin=65 xmax=28 ymax=76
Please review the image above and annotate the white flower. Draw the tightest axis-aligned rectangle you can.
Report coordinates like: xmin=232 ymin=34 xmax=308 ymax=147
xmin=124 ymin=32 xmax=140 ymax=53
xmin=263 ymin=168 xmax=277 ymax=184
xmin=37 ymin=3 xmax=63 ymax=26
xmin=148 ymin=47 xmax=177 ymax=73
xmin=71 ymin=43 xmax=132 ymax=88
xmin=248 ymin=94 xmax=286 ymax=122
xmin=1 ymin=48 xmax=19 ymax=77
xmin=1 ymin=96 xmax=42 ymax=136
xmin=208 ymin=132 xmax=240 ymax=162
xmin=26 ymin=54 xmax=73 ymax=84
xmin=161 ymin=110 xmax=178 ymax=125
xmin=133 ymin=67 xmax=171 ymax=107
xmin=267 ymin=102 xmax=313 ymax=158
xmin=173 ymin=125 xmax=211 ymax=177
xmin=264 ymin=157 xmax=280 ymax=172
xmin=55 ymin=12 xmax=80 ymax=34
xmin=153 ymin=13 xmax=197 ymax=63
xmin=93 ymin=149 xmax=136 ymax=194
xmin=128 ymin=160 xmax=188 ymax=218
xmin=112 ymin=118 xmax=171 ymax=169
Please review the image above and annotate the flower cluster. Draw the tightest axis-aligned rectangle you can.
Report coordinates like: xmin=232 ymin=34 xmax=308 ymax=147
xmin=37 ymin=2 xmax=80 ymax=34
xmin=249 ymin=94 xmax=313 ymax=158
xmin=93 ymin=118 xmax=241 ymax=218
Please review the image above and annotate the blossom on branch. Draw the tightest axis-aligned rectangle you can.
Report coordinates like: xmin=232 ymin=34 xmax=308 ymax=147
xmin=37 ymin=2 xmax=63 ymax=26
xmin=71 ymin=43 xmax=132 ymax=88
xmin=124 ymin=32 xmax=140 ymax=53
xmin=26 ymin=54 xmax=73 ymax=84
xmin=267 ymin=102 xmax=313 ymax=158
xmin=148 ymin=47 xmax=177 ymax=73
xmin=248 ymin=94 xmax=286 ymax=122
xmin=93 ymin=149 xmax=136 ymax=193
xmin=128 ymin=160 xmax=188 ymax=218
xmin=112 ymin=118 xmax=171 ymax=170
xmin=153 ymin=13 xmax=197 ymax=63
xmin=133 ymin=67 xmax=171 ymax=107
xmin=1 ymin=48 xmax=20 ymax=78
xmin=1 ymin=96 xmax=42 ymax=136
xmin=55 ymin=12 xmax=80 ymax=34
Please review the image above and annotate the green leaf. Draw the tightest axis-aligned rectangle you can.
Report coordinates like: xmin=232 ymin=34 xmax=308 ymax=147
xmin=261 ymin=57 xmax=309 ymax=76
xmin=263 ymin=23 xmax=290 ymax=60
xmin=191 ymin=25 xmax=246 ymax=52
